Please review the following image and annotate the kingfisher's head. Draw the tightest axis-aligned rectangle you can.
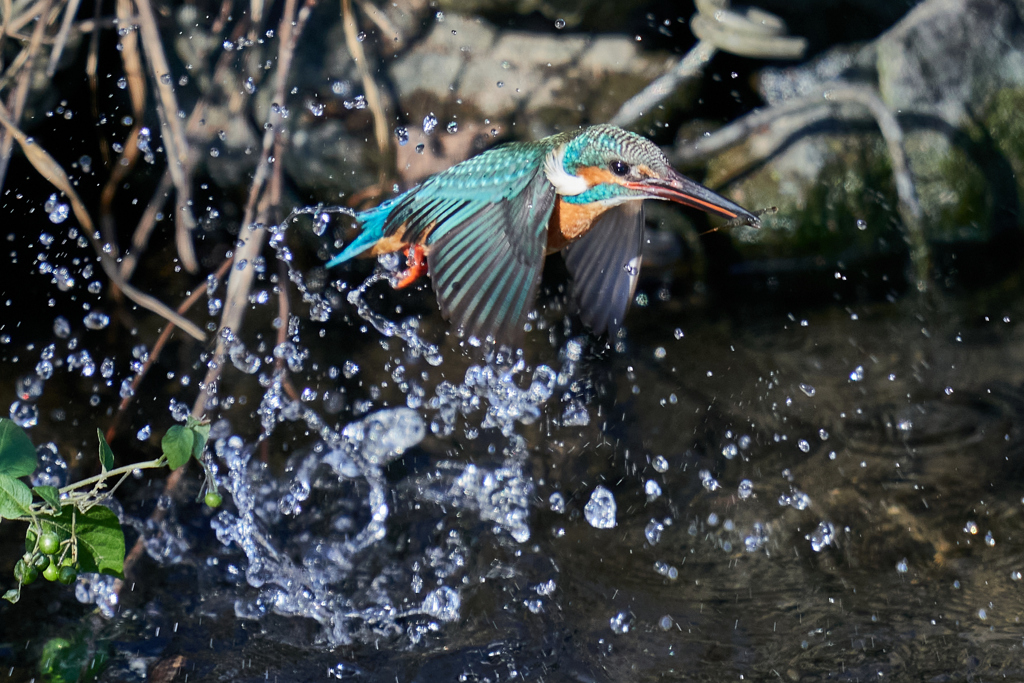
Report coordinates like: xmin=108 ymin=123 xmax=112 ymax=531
xmin=547 ymin=124 xmax=759 ymax=226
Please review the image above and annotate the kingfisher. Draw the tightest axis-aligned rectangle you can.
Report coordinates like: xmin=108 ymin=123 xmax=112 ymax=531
xmin=327 ymin=124 xmax=758 ymax=343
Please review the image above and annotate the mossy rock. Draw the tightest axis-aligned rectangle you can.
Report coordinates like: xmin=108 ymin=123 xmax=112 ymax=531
xmin=707 ymin=131 xmax=904 ymax=262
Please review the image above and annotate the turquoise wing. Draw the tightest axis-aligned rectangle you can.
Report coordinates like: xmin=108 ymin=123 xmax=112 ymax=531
xmin=562 ymin=203 xmax=644 ymax=337
xmin=427 ymin=170 xmax=556 ymax=342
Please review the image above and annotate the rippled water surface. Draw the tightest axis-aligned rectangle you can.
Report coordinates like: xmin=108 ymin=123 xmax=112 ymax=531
xmin=5 ymin=245 xmax=1024 ymax=682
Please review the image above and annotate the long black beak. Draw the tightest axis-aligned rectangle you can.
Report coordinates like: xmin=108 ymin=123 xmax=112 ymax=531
xmin=628 ymin=169 xmax=760 ymax=228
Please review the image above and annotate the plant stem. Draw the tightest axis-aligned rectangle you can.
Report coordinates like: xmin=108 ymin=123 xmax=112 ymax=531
xmin=58 ymin=457 xmax=166 ymax=495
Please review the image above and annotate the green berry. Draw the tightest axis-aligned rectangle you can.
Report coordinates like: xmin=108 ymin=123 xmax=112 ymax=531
xmin=42 ymin=561 xmax=59 ymax=582
xmin=204 ymin=491 xmax=223 ymax=508
xmin=57 ymin=566 xmax=77 ymax=585
xmin=22 ymin=565 xmax=38 ymax=585
xmin=32 ymin=553 xmax=50 ymax=570
xmin=38 ymin=532 xmax=60 ymax=555
xmin=60 ymin=556 xmax=75 ymax=568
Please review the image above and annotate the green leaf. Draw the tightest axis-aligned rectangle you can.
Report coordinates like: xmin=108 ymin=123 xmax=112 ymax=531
xmin=36 ymin=506 xmax=125 ymax=578
xmin=0 ymin=472 xmax=32 ymax=519
xmin=33 ymin=485 xmax=62 ymax=513
xmin=96 ymin=429 xmax=114 ymax=472
xmin=162 ymin=425 xmax=194 ymax=471
xmin=0 ymin=418 xmax=37 ymax=478
xmin=190 ymin=422 xmax=211 ymax=461
xmin=2 ymin=588 xmax=19 ymax=603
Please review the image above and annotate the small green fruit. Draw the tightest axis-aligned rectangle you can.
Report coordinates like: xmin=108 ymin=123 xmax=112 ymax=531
xmin=57 ymin=566 xmax=77 ymax=585
xmin=42 ymin=561 xmax=59 ymax=582
xmin=22 ymin=565 xmax=38 ymax=585
xmin=33 ymin=553 xmax=50 ymax=570
xmin=38 ymin=532 xmax=60 ymax=555
xmin=204 ymin=491 xmax=223 ymax=508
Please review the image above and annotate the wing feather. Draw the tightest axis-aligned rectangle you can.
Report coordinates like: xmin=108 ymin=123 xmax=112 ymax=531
xmin=427 ymin=172 xmax=556 ymax=342
xmin=563 ymin=202 xmax=645 ymax=337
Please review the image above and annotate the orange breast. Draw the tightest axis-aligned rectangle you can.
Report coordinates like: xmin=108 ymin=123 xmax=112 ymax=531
xmin=547 ymin=199 xmax=611 ymax=252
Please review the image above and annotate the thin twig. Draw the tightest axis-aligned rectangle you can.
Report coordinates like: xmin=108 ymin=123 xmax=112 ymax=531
xmin=119 ymin=167 xmax=173 ymax=280
xmin=192 ymin=0 xmax=317 ymax=416
xmin=341 ymin=0 xmax=389 ymax=154
xmin=133 ymin=0 xmax=198 ymax=272
xmin=106 ymin=256 xmax=233 ymax=443
xmin=825 ymin=86 xmax=928 ymax=291
xmin=610 ymin=40 xmax=716 ymax=128
xmin=0 ymin=107 xmax=207 ymax=340
xmin=45 ymin=0 xmax=81 ymax=76
xmin=3 ymin=0 xmax=45 ymax=34
xmin=0 ymin=0 xmax=54 ymax=192
xmin=610 ymin=0 xmax=805 ymax=128
xmin=353 ymin=0 xmax=402 ymax=52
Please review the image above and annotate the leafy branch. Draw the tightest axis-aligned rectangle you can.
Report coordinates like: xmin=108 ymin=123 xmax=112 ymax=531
xmin=0 ymin=416 xmax=219 ymax=603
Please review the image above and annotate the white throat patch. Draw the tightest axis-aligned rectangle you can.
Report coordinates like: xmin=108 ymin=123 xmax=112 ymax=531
xmin=543 ymin=144 xmax=589 ymax=196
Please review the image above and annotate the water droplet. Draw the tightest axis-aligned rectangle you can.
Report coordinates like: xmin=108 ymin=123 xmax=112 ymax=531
xmin=799 ymin=383 xmax=815 ymax=397
xmin=818 ymin=428 xmax=829 ymax=441
xmin=964 ymin=520 xmax=979 ymax=535
xmin=446 ymin=121 xmax=458 ymax=134
xmin=849 ymin=365 xmax=864 ymax=382
xmin=644 ymin=479 xmax=661 ymax=498
xmin=856 ymin=218 xmax=867 ymax=230
xmin=896 ymin=558 xmax=909 ymax=573
xmin=244 ymin=77 xmax=256 ymax=94
xmin=496 ymin=81 xmax=504 ymax=88
xmin=306 ymin=100 xmax=324 ymax=117
xmin=584 ymin=485 xmax=617 ymax=529
xmin=422 ymin=113 xmax=437 ymax=134
xmin=116 ymin=77 xmax=128 ymax=89
xmin=395 ymin=126 xmax=409 ymax=146
xmin=645 ymin=519 xmax=664 ymax=545
xmin=609 ymin=611 xmax=632 ymax=634
xmin=699 ymin=469 xmax=721 ymax=492
xmin=554 ymin=18 xmax=566 ymax=28
xmin=136 ymin=425 xmax=151 ymax=440
xmin=652 ymin=455 xmax=668 ymax=472
xmin=548 ymin=491 xmax=565 ymax=513
xmin=53 ymin=316 xmax=71 ymax=338
xmin=83 ymin=311 xmax=110 ymax=330
xmin=807 ymin=521 xmax=835 ymax=552
xmin=160 ymin=73 xmax=172 ymax=85
xmin=797 ymin=439 xmax=810 ymax=453
xmin=9 ymin=400 xmax=38 ymax=427
xmin=46 ymin=195 xmax=69 ymax=224
xmin=722 ymin=443 xmax=738 ymax=459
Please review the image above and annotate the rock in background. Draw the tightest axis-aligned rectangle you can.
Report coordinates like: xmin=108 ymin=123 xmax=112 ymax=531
xmin=689 ymin=0 xmax=1024 ymax=296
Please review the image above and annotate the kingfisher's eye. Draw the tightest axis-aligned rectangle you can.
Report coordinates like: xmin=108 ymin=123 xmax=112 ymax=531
xmin=609 ymin=160 xmax=630 ymax=176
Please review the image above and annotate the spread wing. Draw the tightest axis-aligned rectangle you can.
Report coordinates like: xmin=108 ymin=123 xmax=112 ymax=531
xmin=563 ymin=202 xmax=644 ymax=337
xmin=379 ymin=142 xmax=558 ymax=343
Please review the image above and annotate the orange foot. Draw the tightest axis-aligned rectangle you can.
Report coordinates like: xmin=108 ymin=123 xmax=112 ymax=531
xmin=394 ymin=244 xmax=428 ymax=289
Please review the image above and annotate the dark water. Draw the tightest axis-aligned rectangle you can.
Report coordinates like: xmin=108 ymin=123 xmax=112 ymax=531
xmin=4 ymin=256 xmax=1024 ymax=681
